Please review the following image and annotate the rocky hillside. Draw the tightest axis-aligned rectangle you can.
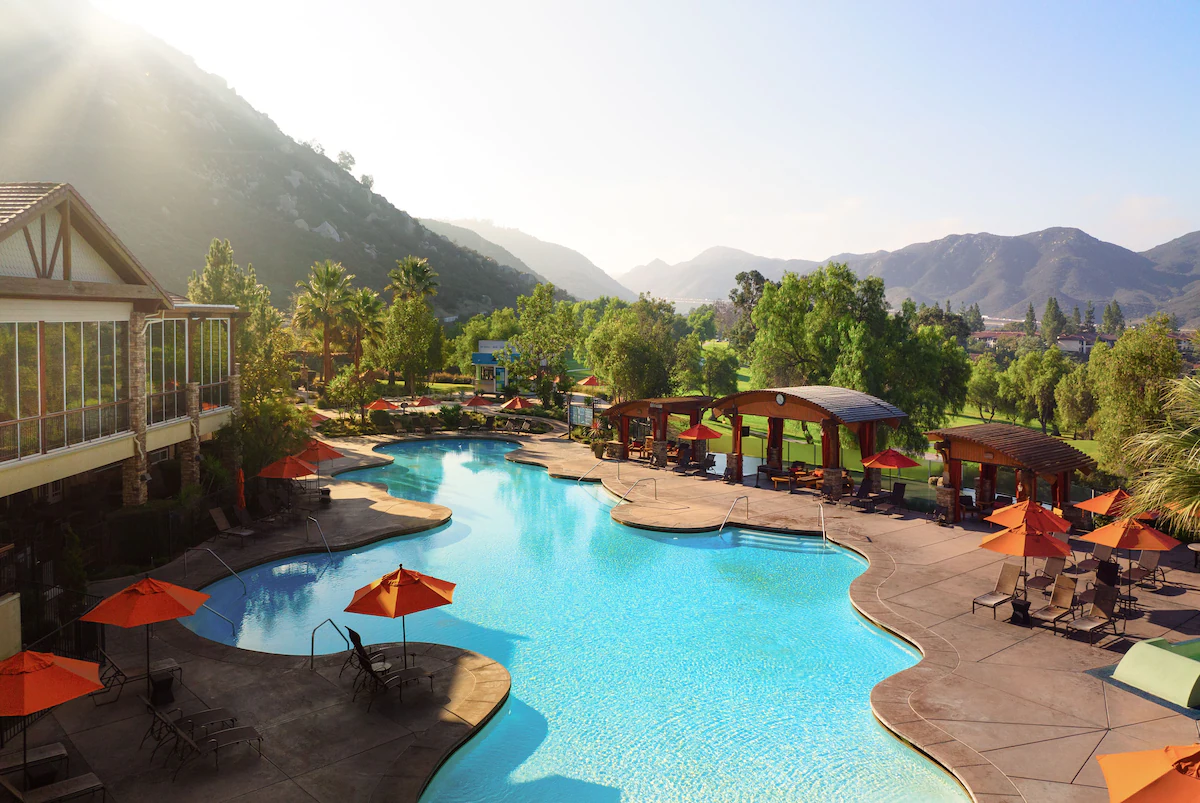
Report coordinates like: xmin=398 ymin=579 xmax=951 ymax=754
xmin=0 ymin=0 xmax=539 ymax=317
xmin=622 ymin=229 xmax=1200 ymax=325
xmin=439 ymin=220 xmax=636 ymax=302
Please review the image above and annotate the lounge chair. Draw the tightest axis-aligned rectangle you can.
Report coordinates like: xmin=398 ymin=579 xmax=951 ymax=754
xmin=1076 ymin=543 xmax=1115 ymax=574
xmin=1065 ymin=584 xmax=1120 ymax=646
xmin=352 ymin=655 xmax=434 ymax=711
xmin=340 ymin=627 xmax=389 ymax=683
xmin=842 ymin=481 xmax=875 ymax=510
xmin=1025 ymin=556 xmax=1067 ymax=595
xmin=1031 ymin=575 xmax=1078 ymax=633
xmin=689 ymin=454 xmax=717 ymax=477
xmin=170 ymin=722 xmax=263 ymax=779
xmin=209 ymin=507 xmax=256 ymax=546
xmin=138 ymin=696 xmax=237 ymax=763
xmin=973 ymin=563 xmax=1022 ymax=618
xmin=1121 ymin=551 xmax=1167 ymax=587
xmin=875 ymin=483 xmax=907 ymax=515
xmin=92 ymin=649 xmax=181 ymax=706
xmin=0 ymin=770 xmax=104 ymax=802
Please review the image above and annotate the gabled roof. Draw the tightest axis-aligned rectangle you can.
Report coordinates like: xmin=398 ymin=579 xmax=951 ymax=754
xmin=0 ymin=183 xmax=64 ymax=229
xmin=925 ymin=423 xmax=1096 ymax=476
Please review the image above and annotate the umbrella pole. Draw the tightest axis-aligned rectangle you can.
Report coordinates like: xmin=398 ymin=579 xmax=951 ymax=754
xmin=22 ymin=721 xmax=28 ymax=791
xmin=402 ymin=616 xmax=408 ymax=670
xmin=146 ymin=625 xmax=153 ymax=699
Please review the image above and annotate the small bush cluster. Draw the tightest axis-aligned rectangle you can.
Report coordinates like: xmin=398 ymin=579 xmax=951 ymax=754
xmin=430 ymin=371 xmax=473 ymax=384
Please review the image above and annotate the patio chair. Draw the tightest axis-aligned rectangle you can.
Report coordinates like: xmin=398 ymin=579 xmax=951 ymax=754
xmin=972 ymin=562 xmax=1021 ymax=618
xmin=1031 ymin=574 xmax=1078 ymax=633
xmin=0 ymin=770 xmax=105 ymax=802
xmin=1065 ymin=584 xmax=1120 ymax=646
xmin=1121 ymin=551 xmax=1167 ymax=587
xmin=689 ymin=454 xmax=717 ymax=477
xmin=138 ymin=696 xmax=238 ymax=764
xmin=875 ymin=483 xmax=907 ymax=515
xmin=1025 ymin=556 xmax=1067 ymax=595
xmin=959 ymin=495 xmax=980 ymax=521
xmin=842 ymin=481 xmax=875 ymax=510
xmin=169 ymin=722 xmax=263 ymax=780
xmin=1076 ymin=543 xmax=1115 ymax=574
xmin=352 ymin=658 xmax=435 ymax=712
xmin=209 ymin=507 xmax=256 ymax=546
xmin=340 ymin=627 xmax=389 ymax=683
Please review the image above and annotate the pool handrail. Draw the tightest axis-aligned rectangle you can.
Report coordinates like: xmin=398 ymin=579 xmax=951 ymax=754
xmin=310 ymin=618 xmax=351 ymax=670
xmin=306 ymin=516 xmax=334 ymax=559
xmin=183 ymin=547 xmax=247 ymax=597
xmin=819 ymin=502 xmax=827 ymax=545
xmin=200 ymin=604 xmax=236 ymax=633
xmin=720 ymin=496 xmax=749 ymax=531
xmin=576 ymin=460 xmax=604 ymax=484
xmin=617 ymin=477 xmax=657 ymax=504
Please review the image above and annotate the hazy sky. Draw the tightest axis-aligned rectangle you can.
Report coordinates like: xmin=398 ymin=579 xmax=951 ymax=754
xmin=93 ymin=0 xmax=1199 ymax=275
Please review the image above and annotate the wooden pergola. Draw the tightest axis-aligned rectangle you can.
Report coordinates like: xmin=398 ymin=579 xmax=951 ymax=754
xmin=602 ymin=396 xmax=712 ymax=463
xmin=925 ymin=423 xmax=1097 ymax=523
xmin=709 ymin=386 xmax=907 ymax=495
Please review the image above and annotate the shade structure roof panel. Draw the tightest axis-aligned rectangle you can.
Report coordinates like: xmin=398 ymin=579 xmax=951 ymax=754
xmin=602 ymin=396 xmax=713 ymax=420
xmin=925 ymin=423 xmax=1097 ymax=476
xmin=709 ymin=386 xmax=907 ymax=427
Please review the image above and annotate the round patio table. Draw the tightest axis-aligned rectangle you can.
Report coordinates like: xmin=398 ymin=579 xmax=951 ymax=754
xmin=1189 ymin=542 xmax=1200 ymax=569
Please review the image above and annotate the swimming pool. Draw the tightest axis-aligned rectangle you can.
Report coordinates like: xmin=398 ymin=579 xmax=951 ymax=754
xmin=185 ymin=439 xmax=967 ymax=802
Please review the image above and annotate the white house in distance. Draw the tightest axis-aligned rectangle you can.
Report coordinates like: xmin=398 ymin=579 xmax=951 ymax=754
xmin=1055 ymin=332 xmax=1118 ymax=357
xmin=0 ymin=183 xmax=243 ymax=509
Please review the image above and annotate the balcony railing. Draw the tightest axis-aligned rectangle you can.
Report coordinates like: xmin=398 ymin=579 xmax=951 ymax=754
xmin=146 ymin=389 xmax=188 ymax=427
xmin=0 ymin=400 xmax=132 ymax=464
xmin=200 ymin=380 xmax=230 ymax=412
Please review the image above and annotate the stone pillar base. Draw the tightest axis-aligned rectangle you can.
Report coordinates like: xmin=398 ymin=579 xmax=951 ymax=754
xmin=822 ymin=471 xmax=843 ymax=500
xmin=121 ymin=454 xmax=148 ymax=507
xmin=936 ymin=484 xmax=960 ymax=523
xmin=651 ymin=441 xmax=667 ymax=468
xmin=974 ymin=477 xmax=995 ymax=509
xmin=864 ymin=467 xmax=883 ymax=494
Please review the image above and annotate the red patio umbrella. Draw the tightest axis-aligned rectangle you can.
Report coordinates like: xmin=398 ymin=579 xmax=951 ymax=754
xmin=366 ymin=399 xmax=396 ymax=411
xmin=980 ymin=522 xmax=1072 ymax=589
xmin=464 ymin=396 xmax=492 ymax=407
xmin=578 ymin=375 xmax=600 ymax=387
xmin=863 ymin=448 xmax=921 ymax=490
xmin=345 ymin=564 xmax=455 ymax=669
xmin=295 ymin=439 xmax=344 ymax=491
xmin=1080 ymin=518 xmax=1180 ymax=601
xmin=412 ymin=396 xmax=436 ymax=408
xmin=308 ymin=410 xmax=329 ymax=426
xmin=986 ymin=499 xmax=1072 ymax=533
xmin=1075 ymin=489 xmax=1157 ymax=521
xmin=0 ymin=651 xmax=103 ymax=790
xmin=501 ymin=397 xmax=535 ymax=411
xmin=82 ymin=578 xmax=209 ymax=696
xmin=258 ymin=455 xmax=317 ymax=479
xmin=677 ymin=424 xmax=723 ymax=441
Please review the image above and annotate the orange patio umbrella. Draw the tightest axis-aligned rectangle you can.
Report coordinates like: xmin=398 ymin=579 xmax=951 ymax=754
xmin=234 ymin=468 xmax=246 ymax=511
xmin=501 ymin=397 xmax=536 ymax=411
xmin=464 ymin=395 xmax=492 ymax=407
xmin=1080 ymin=518 xmax=1180 ymax=599
xmin=578 ymin=375 xmax=600 ymax=387
xmin=980 ymin=522 xmax=1072 ymax=586
xmin=412 ymin=396 xmax=436 ymax=408
xmin=862 ymin=449 xmax=921 ymax=470
xmin=308 ymin=410 xmax=329 ymax=426
xmin=82 ymin=578 xmax=209 ymax=696
xmin=258 ymin=455 xmax=317 ymax=479
xmin=1076 ymin=489 xmax=1157 ymax=521
xmin=295 ymin=439 xmax=344 ymax=491
xmin=366 ymin=398 xmax=396 ymax=411
xmin=0 ymin=651 xmax=102 ymax=790
xmin=677 ymin=423 xmax=723 ymax=441
xmin=986 ymin=499 xmax=1071 ymax=533
xmin=1098 ymin=743 xmax=1200 ymax=802
xmin=345 ymin=564 xmax=455 ymax=669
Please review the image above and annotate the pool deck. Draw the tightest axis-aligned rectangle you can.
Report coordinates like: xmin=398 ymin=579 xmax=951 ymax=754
xmin=34 ymin=426 xmax=1200 ymax=802
xmin=518 ymin=436 xmax=1200 ymax=803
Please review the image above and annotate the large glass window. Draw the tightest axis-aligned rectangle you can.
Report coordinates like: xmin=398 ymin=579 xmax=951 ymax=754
xmin=144 ymin=319 xmax=189 ymax=425
xmin=194 ymin=318 xmax=231 ymax=411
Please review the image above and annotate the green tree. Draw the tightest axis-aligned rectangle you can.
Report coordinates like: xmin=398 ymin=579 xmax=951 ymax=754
xmin=728 ymin=270 xmax=771 ymax=357
xmin=686 ymin=305 xmax=717 ymax=342
xmin=1006 ymin=347 xmax=1070 ymax=434
xmin=336 ymin=150 xmax=356 ymax=172
xmin=967 ymin=353 xmax=1002 ymax=421
xmin=506 ymin=284 xmax=577 ymax=385
xmin=587 ymin=297 xmax=680 ymax=401
xmin=1100 ymin=300 xmax=1126 ymax=335
xmin=360 ymin=174 xmax=375 ymax=191
xmin=917 ymin=304 xmax=970 ymax=344
xmin=187 ymin=239 xmax=281 ymax=356
xmin=215 ymin=397 xmax=310 ymax=477
xmin=238 ymin=328 xmax=297 ymax=405
xmin=671 ymin=333 xmax=704 ymax=393
xmin=1091 ymin=314 xmax=1183 ymax=473
xmin=325 ymin=364 xmax=375 ymax=421
xmin=342 ymin=288 xmax=385 ymax=373
xmin=386 ymin=255 xmax=439 ymax=301
xmin=293 ymin=260 xmax=354 ymax=384
xmin=963 ymin=303 xmax=985 ymax=334
xmin=1041 ymin=297 xmax=1067 ymax=344
xmin=369 ymin=296 xmax=439 ymax=395
xmin=702 ymin=345 xmax=741 ymax=398
xmin=1055 ymin=363 xmax=1096 ymax=439
xmin=1023 ymin=303 xmax=1038 ymax=338
xmin=1127 ymin=376 xmax=1200 ymax=538
xmin=1068 ymin=305 xmax=1082 ymax=335
xmin=1083 ymin=300 xmax=1096 ymax=334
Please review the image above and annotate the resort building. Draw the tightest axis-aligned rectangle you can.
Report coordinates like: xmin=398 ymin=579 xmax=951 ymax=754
xmin=0 ymin=183 xmax=242 ymax=512
xmin=1055 ymin=332 xmax=1118 ymax=357
xmin=471 ymin=339 xmax=510 ymax=395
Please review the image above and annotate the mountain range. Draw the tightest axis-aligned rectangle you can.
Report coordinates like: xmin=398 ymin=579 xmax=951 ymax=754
xmin=620 ymin=228 xmax=1200 ymax=326
xmin=0 ymin=0 xmax=541 ymax=318
xmin=426 ymin=220 xmax=636 ymax=302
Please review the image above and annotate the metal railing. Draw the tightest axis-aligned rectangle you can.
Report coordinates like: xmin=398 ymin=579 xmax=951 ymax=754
xmin=310 ymin=618 xmax=350 ymax=669
xmin=576 ymin=460 xmax=604 ymax=484
xmin=199 ymin=380 xmax=231 ymax=412
xmin=307 ymin=517 xmax=333 ymax=559
xmin=183 ymin=548 xmax=247 ymax=596
xmin=721 ymin=496 xmax=749 ymax=531
xmin=0 ymin=400 xmax=132 ymax=463
xmin=616 ymin=478 xmax=657 ymax=505
xmin=819 ymin=502 xmax=828 ymax=545
xmin=200 ymin=604 xmax=236 ymax=633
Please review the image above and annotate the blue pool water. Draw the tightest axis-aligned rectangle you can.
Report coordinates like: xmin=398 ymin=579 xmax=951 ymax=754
xmin=184 ymin=440 xmax=966 ymax=802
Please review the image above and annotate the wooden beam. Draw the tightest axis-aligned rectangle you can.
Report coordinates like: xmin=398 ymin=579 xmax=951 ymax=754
xmin=40 ymin=214 xmax=47 ymax=278
xmin=22 ymin=226 xmax=41 ymax=277
xmin=47 ymin=224 xmax=63 ymax=280
xmin=62 ymin=199 xmax=71 ymax=280
xmin=0 ymin=276 xmax=166 ymax=302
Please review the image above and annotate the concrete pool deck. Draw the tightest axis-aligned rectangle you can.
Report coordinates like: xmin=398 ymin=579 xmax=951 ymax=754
xmin=32 ymin=426 xmax=1200 ymax=801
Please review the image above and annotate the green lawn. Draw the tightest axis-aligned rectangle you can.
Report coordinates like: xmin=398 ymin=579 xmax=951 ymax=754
xmin=944 ymin=411 xmax=1101 ymax=461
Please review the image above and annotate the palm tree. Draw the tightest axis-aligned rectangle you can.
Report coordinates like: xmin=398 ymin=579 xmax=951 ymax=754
xmin=293 ymin=260 xmax=354 ymax=384
xmin=386 ymin=255 xmax=439 ymax=301
xmin=343 ymin=287 xmax=385 ymax=373
xmin=1127 ymin=376 xmax=1200 ymax=537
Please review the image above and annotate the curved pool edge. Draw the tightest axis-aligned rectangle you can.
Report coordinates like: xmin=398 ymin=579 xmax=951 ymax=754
xmin=507 ymin=442 xmax=1009 ymax=803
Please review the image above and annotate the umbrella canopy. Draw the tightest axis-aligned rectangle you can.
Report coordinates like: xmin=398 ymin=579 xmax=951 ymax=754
xmin=235 ymin=468 xmax=246 ymax=510
xmin=0 ymin=651 xmax=103 ymax=790
xmin=412 ymin=396 xmax=436 ymax=407
xmin=986 ymin=499 xmax=1072 ymax=533
xmin=1076 ymin=489 xmax=1157 ymax=521
xmin=366 ymin=399 xmax=396 ymax=411
xmin=1080 ymin=518 xmax=1180 ymax=552
xmin=464 ymin=395 xmax=492 ymax=407
xmin=677 ymin=423 xmax=723 ymax=441
xmin=308 ymin=410 xmax=329 ymax=425
xmin=578 ymin=375 xmax=600 ymax=387
xmin=1098 ymin=743 xmax=1200 ymax=802
xmin=862 ymin=449 xmax=921 ymax=470
xmin=501 ymin=397 xmax=536 ymax=411
xmin=0 ymin=651 xmax=103 ymax=716
xmin=258 ymin=455 xmax=317 ymax=479
xmin=345 ymin=565 xmax=455 ymax=669
xmin=296 ymin=439 xmax=344 ymax=464
xmin=980 ymin=523 xmax=1072 ymax=558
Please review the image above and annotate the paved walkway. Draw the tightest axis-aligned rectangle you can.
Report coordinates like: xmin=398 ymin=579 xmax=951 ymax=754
xmin=519 ymin=439 xmax=1200 ymax=803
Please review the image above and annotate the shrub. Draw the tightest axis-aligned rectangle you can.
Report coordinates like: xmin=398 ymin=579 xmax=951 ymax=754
xmin=438 ymin=404 xmax=463 ymax=430
xmin=431 ymin=371 xmax=473 ymax=384
xmin=369 ymin=409 xmax=395 ymax=433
